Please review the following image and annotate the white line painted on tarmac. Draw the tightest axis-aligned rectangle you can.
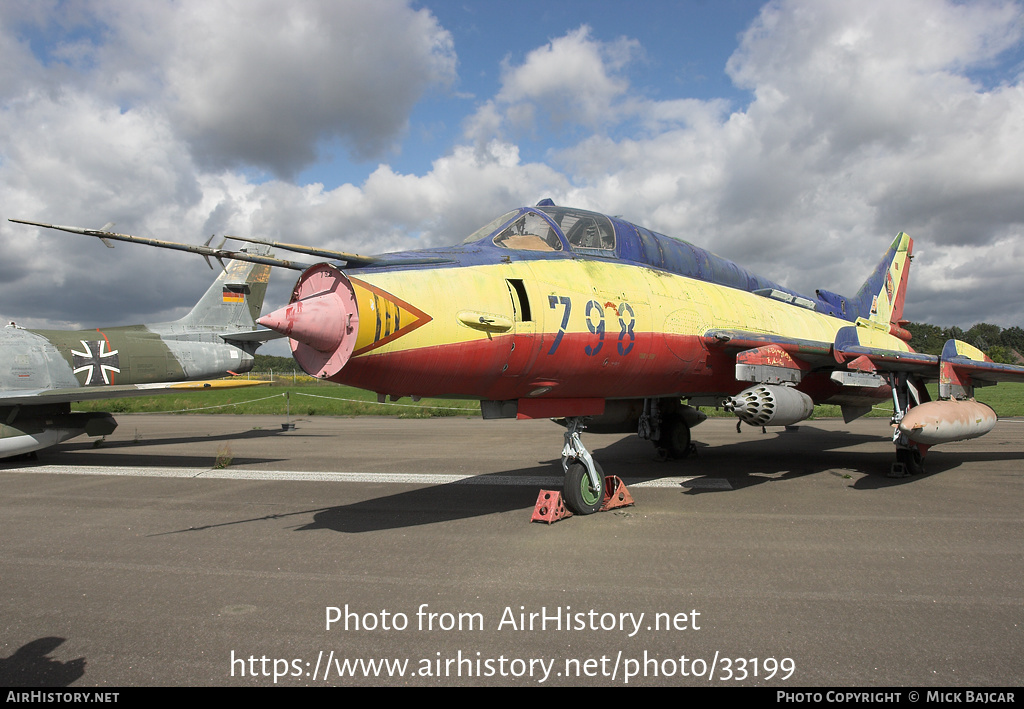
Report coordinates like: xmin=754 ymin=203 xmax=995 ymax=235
xmin=2 ymin=465 xmax=731 ymax=489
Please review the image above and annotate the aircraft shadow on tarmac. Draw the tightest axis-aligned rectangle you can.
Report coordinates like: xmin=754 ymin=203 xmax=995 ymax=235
xmin=56 ymin=426 xmax=290 ymax=453
xmin=0 ymin=637 xmax=85 ymax=687
xmin=587 ymin=424 xmax=909 ymax=492
xmin=295 ymin=423 xmax=1024 ymax=533
xmin=6 ymin=427 xmax=303 ymax=469
xmin=36 ymin=422 xmax=1022 ymax=537
xmin=297 ymin=469 xmax=547 ymax=533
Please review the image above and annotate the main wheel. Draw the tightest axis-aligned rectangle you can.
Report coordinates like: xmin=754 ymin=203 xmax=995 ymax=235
xmin=654 ymin=413 xmax=691 ymax=459
xmin=896 ymin=447 xmax=925 ymax=475
xmin=563 ymin=460 xmax=605 ymax=515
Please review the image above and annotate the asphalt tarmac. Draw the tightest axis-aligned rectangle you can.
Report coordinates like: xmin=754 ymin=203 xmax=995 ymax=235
xmin=1 ymin=413 xmax=1022 ymax=687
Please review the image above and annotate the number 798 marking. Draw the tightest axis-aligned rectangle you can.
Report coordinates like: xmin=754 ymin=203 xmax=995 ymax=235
xmin=546 ymin=295 xmax=636 ymax=357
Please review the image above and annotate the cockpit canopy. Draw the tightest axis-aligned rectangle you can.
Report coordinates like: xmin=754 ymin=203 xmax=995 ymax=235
xmin=463 ymin=206 xmax=616 ymax=256
xmin=460 ymin=203 xmax=812 ymax=309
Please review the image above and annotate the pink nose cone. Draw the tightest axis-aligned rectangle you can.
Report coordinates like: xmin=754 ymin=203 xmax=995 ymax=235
xmin=258 ymin=264 xmax=359 ymax=379
xmin=259 ymin=298 xmax=344 ymax=353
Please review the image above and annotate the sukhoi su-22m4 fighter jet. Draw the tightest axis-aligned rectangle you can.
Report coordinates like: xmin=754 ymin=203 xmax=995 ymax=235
xmin=16 ymin=202 xmax=1024 ymax=514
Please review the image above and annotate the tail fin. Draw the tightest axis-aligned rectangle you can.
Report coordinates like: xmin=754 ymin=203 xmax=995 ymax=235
xmin=849 ymin=232 xmax=913 ymax=335
xmin=171 ymin=244 xmax=273 ymax=333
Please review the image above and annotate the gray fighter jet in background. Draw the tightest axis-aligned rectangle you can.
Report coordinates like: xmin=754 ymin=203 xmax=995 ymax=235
xmin=1 ymin=238 xmax=279 ymax=458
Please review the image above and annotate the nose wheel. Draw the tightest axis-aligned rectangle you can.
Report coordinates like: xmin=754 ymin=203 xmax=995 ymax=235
xmin=563 ymin=460 xmax=605 ymax=515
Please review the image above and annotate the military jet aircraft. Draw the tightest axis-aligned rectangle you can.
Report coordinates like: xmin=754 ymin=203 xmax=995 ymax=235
xmin=15 ymin=203 xmax=1024 ymax=513
xmin=1 ymin=233 xmax=279 ymax=458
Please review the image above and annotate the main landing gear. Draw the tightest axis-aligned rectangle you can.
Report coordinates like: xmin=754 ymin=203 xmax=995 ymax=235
xmin=890 ymin=371 xmax=927 ymax=477
xmin=894 ymin=446 xmax=926 ymax=476
xmin=652 ymin=412 xmax=692 ymax=459
xmin=639 ymin=398 xmax=701 ymax=459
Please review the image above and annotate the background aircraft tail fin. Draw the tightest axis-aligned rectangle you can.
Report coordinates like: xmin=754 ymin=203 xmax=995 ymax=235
xmin=173 ymin=245 xmax=273 ymax=333
xmin=848 ymin=232 xmax=913 ymax=334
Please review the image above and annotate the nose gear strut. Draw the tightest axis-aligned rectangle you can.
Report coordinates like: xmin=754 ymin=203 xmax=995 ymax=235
xmin=560 ymin=417 xmax=604 ymax=515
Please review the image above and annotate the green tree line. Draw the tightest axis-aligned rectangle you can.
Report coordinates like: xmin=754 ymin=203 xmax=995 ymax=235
xmin=253 ymin=354 xmax=300 ymax=372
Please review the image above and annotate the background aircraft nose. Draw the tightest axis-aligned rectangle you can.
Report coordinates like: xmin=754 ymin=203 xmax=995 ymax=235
xmin=258 ymin=263 xmax=359 ymax=379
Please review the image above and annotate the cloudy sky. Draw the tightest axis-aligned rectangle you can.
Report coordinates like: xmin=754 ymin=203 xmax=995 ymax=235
xmin=2 ymin=0 xmax=1023 ymax=356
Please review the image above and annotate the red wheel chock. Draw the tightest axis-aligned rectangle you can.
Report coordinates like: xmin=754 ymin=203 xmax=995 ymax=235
xmin=600 ymin=475 xmax=634 ymax=511
xmin=531 ymin=490 xmax=572 ymax=524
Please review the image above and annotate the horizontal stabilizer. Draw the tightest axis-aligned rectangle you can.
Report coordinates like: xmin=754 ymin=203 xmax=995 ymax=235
xmin=939 ymin=338 xmax=1024 ymax=398
xmin=220 ymin=329 xmax=288 ymax=343
xmin=832 ymin=329 xmax=1024 ymax=397
xmin=941 ymin=338 xmax=988 ymax=362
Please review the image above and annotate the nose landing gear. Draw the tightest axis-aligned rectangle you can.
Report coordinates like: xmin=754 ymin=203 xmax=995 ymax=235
xmin=561 ymin=417 xmax=604 ymax=515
